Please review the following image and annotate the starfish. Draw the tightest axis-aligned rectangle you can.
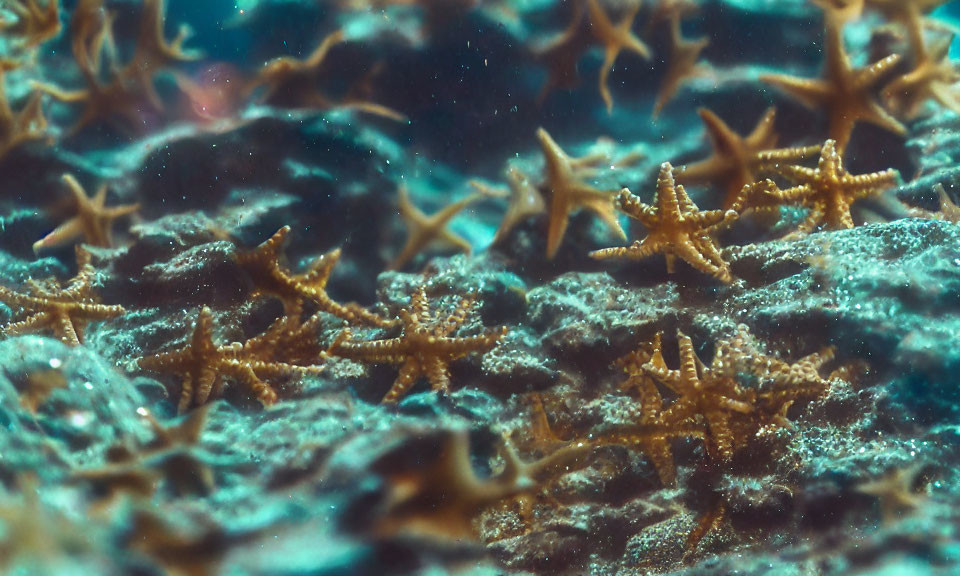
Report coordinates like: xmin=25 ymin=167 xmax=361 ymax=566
xmin=855 ymin=464 xmax=929 ymax=522
xmin=749 ymin=139 xmax=900 ymax=232
xmin=328 ymin=286 xmax=507 ymax=403
xmin=883 ymin=32 xmax=960 ymax=119
xmin=867 ymin=0 xmax=953 ymax=56
xmin=590 ymin=162 xmax=737 ymax=282
xmin=760 ymin=12 xmax=905 ymax=152
xmin=591 ymin=333 xmax=706 ymax=487
xmin=652 ymin=13 xmax=709 ymax=118
xmin=0 ymin=69 xmax=47 ymax=162
xmin=535 ymin=0 xmax=651 ymax=110
xmin=248 ymin=29 xmax=404 ymax=121
xmin=471 ymin=167 xmax=546 ymax=245
xmin=32 ymin=0 xmax=196 ymax=135
xmin=676 ymin=107 xmax=780 ymax=209
xmin=537 ymin=127 xmax=625 ymax=259
xmin=390 ymin=186 xmax=481 ymax=270
xmin=33 ymin=173 xmax=139 ymax=253
xmin=0 ymin=0 xmax=61 ymax=49
xmin=137 ymin=306 xmax=324 ymax=412
xmin=907 ymin=183 xmax=960 ymax=224
xmin=586 ymin=0 xmax=651 ymax=112
xmin=0 ymin=247 xmax=125 ymax=346
xmin=236 ymin=226 xmax=393 ymax=326
xmin=372 ymin=429 xmax=593 ymax=540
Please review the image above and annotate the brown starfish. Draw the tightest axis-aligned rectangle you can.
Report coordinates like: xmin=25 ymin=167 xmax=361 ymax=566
xmin=652 ymin=13 xmax=709 ymax=118
xmin=760 ymin=12 xmax=905 ymax=152
xmin=537 ymin=127 xmax=625 ymax=259
xmin=33 ymin=173 xmax=139 ymax=253
xmin=590 ymin=162 xmax=736 ymax=282
xmin=328 ymin=286 xmax=507 ymax=403
xmin=749 ymin=139 xmax=900 ymax=232
xmin=248 ymin=29 xmax=404 ymax=120
xmin=0 ymin=69 xmax=47 ymax=161
xmin=884 ymin=32 xmax=960 ymax=118
xmin=535 ymin=0 xmax=650 ymax=110
xmin=472 ymin=167 xmax=546 ymax=245
xmin=0 ymin=247 xmax=125 ymax=346
xmin=676 ymin=107 xmax=780 ymax=209
xmin=236 ymin=226 xmax=393 ymax=326
xmin=0 ymin=0 xmax=61 ymax=49
xmin=390 ymin=186 xmax=481 ymax=270
xmin=137 ymin=306 xmax=324 ymax=412
xmin=856 ymin=464 xmax=929 ymax=522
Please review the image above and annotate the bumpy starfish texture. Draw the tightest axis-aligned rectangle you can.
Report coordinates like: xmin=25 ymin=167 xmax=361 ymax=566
xmin=137 ymin=306 xmax=324 ymax=413
xmin=590 ymin=162 xmax=736 ymax=282
xmin=249 ymin=29 xmax=404 ymax=120
xmin=883 ymin=33 xmax=960 ymax=118
xmin=537 ymin=127 xmax=625 ymax=259
xmin=390 ymin=187 xmax=481 ymax=270
xmin=677 ymin=107 xmax=781 ymax=209
xmin=236 ymin=226 xmax=393 ymax=327
xmin=33 ymin=174 xmax=139 ymax=253
xmin=749 ymin=139 xmax=900 ymax=232
xmin=652 ymin=14 xmax=709 ymax=118
xmin=329 ymin=286 xmax=507 ymax=403
xmin=0 ymin=69 xmax=47 ymax=161
xmin=472 ymin=167 xmax=546 ymax=245
xmin=0 ymin=247 xmax=125 ymax=346
xmin=760 ymin=13 xmax=905 ymax=151
xmin=0 ymin=0 xmax=61 ymax=49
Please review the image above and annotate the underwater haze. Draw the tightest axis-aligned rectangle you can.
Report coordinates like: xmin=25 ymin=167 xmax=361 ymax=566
xmin=1 ymin=0 xmax=960 ymax=574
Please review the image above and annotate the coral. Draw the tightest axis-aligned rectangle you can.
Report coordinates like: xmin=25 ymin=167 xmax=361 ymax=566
xmin=0 ymin=69 xmax=47 ymax=161
xmin=137 ymin=306 xmax=325 ymax=412
xmin=33 ymin=173 xmax=139 ymax=253
xmin=390 ymin=186 xmax=481 ymax=271
xmin=590 ymin=162 xmax=736 ymax=282
xmin=329 ymin=286 xmax=507 ymax=403
xmin=0 ymin=247 xmax=125 ymax=346
xmin=537 ymin=127 xmax=625 ymax=259
xmin=0 ymin=0 xmax=61 ymax=50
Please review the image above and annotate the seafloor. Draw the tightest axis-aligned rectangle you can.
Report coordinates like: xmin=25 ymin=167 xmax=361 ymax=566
xmin=1 ymin=0 xmax=960 ymax=574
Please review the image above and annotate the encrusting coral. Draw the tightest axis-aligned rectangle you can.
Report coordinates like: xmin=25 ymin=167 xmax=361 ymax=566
xmin=137 ymin=306 xmax=325 ymax=413
xmin=329 ymin=286 xmax=507 ymax=403
xmin=0 ymin=247 xmax=125 ymax=346
xmin=33 ymin=173 xmax=139 ymax=253
xmin=590 ymin=162 xmax=736 ymax=282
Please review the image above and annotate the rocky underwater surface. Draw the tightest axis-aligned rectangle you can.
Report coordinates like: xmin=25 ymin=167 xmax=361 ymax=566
xmin=1 ymin=0 xmax=960 ymax=574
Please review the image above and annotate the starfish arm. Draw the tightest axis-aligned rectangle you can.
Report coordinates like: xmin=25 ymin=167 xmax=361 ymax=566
xmin=424 ymin=356 xmax=452 ymax=395
xmin=854 ymin=53 xmax=902 ymax=92
xmin=305 ymin=29 xmax=345 ymax=70
xmin=704 ymin=409 xmax=737 ymax=461
xmin=383 ymin=357 xmax=422 ymax=403
xmin=845 ymin=170 xmax=899 ymax=197
xmin=193 ymin=364 xmax=219 ymax=407
xmin=434 ymin=327 xmax=507 ymax=358
xmin=761 ymin=74 xmax=832 ymax=109
xmin=3 ymin=312 xmax=48 ymax=336
xmin=438 ymin=294 xmax=476 ymax=335
xmin=177 ymin=373 xmax=194 ymax=414
xmin=545 ymin=188 xmax=572 ymax=260
xmin=654 ymin=162 xmax=683 ymax=221
xmin=330 ymin=334 xmax=407 ymax=362
xmin=581 ymin=193 xmax=626 ymax=239
xmin=616 ymin=188 xmax=658 ymax=227
xmin=676 ymin=332 xmax=700 ymax=386
xmin=222 ymin=360 xmax=280 ymax=407
xmin=0 ymin=285 xmax=47 ymax=309
xmin=589 ymin=236 xmax=664 ymax=262
xmin=857 ymin=99 xmax=907 ymax=137
xmin=674 ymin=238 xmax=732 ymax=281
xmin=33 ymin=217 xmax=84 ymax=253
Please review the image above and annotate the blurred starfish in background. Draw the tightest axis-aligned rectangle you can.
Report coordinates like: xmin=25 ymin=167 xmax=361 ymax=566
xmin=33 ymin=174 xmax=139 ymax=253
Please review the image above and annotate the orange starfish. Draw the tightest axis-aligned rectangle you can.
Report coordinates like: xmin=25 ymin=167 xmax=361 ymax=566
xmin=750 ymin=139 xmax=900 ymax=231
xmin=590 ymin=162 xmax=736 ymax=282
xmin=33 ymin=174 xmax=139 ymax=253
xmin=471 ymin=167 xmax=546 ymax=245
xmin=652 ymin=13 xmax=709 ymax=118
xmin=390 ymin=186 xmax=481 ymax=270
xmin=137 ymin=307 xmax=324 ymax=412
xmin=329 ymin=286 xmax=507 ymax=403
xmin=248 ymin=29 xmax=404 ymax=120
xmin=0 ymin=69 xmax=47 ymax=161
xmin=760 ymin=12 xmax=905 ymax=152
xmin=236 ymin=226 xmax=393 ymax=326
xmin=676 ymin=107 xmax=780 ymax=209
xmin=537 ymin=127 xmax=625 ymax=259
xmin=0 ymin=247 xmax=125 ymax=346
xmin=856 ymin=464 xmax=930 ymax=522
xmin=884 ymin=32 xmax=960 ymax=118
xmin=0 ymin=0 xmax=61 ymax=49
xmin=535 ymin=0 xmax=650 ymax=110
